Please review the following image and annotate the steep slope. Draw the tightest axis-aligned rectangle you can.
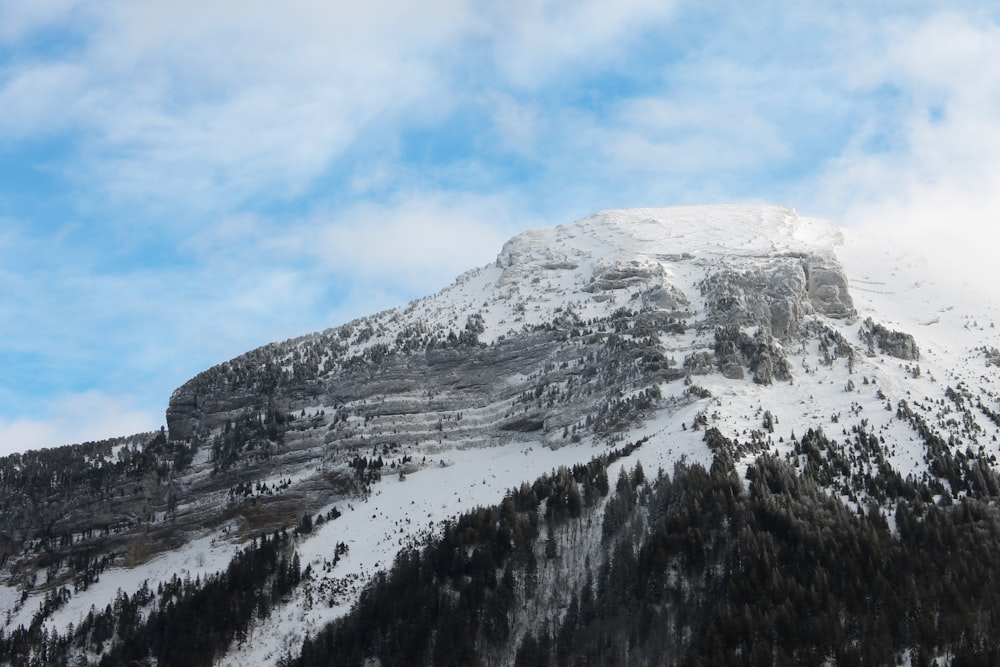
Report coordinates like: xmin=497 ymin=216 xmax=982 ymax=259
xmin=1 ymin=204 xmax=998 ymax=666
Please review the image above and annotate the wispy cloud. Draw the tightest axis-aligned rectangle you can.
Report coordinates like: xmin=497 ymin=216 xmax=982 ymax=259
xmin=0 ymin=0 xmax=84 ymax=43
xmin=1 ymin=1 xmax=478 ymax=213
xmin=480 ymin=0 xmax=679 ymax=88
xmin=0 ymin=391 xmax=158 ymax=456
xmin=804 ymin=11 xmax=1000 ymax=296
xmin=309 ymin=193 xmax=528 ymax=285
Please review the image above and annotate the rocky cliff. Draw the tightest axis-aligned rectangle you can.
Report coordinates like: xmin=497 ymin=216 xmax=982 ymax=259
xmin=0 ymin=206 xmax=863 ymax=591
xmin=4 ymin=204 xmax=999 ymax=666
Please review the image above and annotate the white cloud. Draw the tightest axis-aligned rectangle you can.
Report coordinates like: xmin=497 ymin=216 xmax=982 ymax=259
xmin=0 ymin=62 xmax=88 ymax=136
xmin=488 ymin=94 xmax=542 ymax=157
xmin=806 ymin=11 xmax=1000 ymax=296
xmin=0 ymin=391 xmax=159 ymax=456
xmin=0 ymin=0 xmax=83 ymax=43
xmin=308 ymin=193 xmax=534 ymax=291
xmin=0 ymin=0 xmax=480 ymax=212
xmin=606 ymin=95 xmax=789 ymax=174
xmin=0 ymin=0 xmax=702 ymax=214
xmin=483 ymin=0 xmax=678 ymax=88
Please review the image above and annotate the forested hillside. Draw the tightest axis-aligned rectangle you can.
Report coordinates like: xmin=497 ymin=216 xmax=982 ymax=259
xmin=291 ymin=428 xmax=1000 ymax=666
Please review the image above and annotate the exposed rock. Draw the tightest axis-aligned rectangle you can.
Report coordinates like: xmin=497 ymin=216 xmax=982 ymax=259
xmin=698 ymin=255 xmax=854 ymax=339
xmin=752 ymin=350 xmax=777 ymax=385
xmin=584 ymin=261 xmax=662 ymax=293
xmin=806 ymin=259 xmax=855 ymax=319
xmin=714 ymin=326 xmax=791 ymax=385
xmin=721 ymin=361 xmax=745 ymax=380
xmin=501 ymin=415 xmax=545 ymax=432
xmin=642 ymin=284 xmax=691 ymax=314
xmin=683 ymin=351 xmax=716 ymax=376
xmin=165 ymin=387 xmax=199 ymax=441
xmin=1 ymin=204 xmax=930 ymax=646
xmin=540 ymin=261 xmax=579 ymax=271
xmin=859 ymin=317 xmax=920 ymax=361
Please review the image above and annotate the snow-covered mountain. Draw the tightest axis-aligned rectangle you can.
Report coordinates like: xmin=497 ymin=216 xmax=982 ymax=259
xmin=2 ymin=204 xmax=999 ymax=665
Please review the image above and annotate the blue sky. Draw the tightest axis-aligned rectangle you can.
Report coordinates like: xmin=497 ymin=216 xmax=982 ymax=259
xmin=1 ymin=1 xmax=999 ymax=454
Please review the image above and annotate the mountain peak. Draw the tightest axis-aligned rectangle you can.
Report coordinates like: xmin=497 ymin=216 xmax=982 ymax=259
xmin=5 ymin=204 xmax=1000 ymax=666
xmin=499 ymin=204 xmax=842 ymax=269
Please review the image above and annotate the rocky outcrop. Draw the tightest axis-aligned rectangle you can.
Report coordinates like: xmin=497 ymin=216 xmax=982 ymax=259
xmin=584 ymin=262 xmax=661 ymax=293
xmin=641 ymin=284 xmax=691 ymax=314
xmin=683 ymin=351 xmax=715 ymax=376
xmin=0 ymin=302 xmax=682 ymax=587
xmin=699 ymin=255 xmax=855 ymax=339
xmin=806 ymin=259 xmax=855 ymax=319
xmin=859 ymin=317 xmax=920 ymax=360
xmin=714 ymin=326 xmax=791 ymax=385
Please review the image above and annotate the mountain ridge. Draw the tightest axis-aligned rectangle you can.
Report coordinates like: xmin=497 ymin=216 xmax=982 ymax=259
xmin=2 ymin=204 xmax=1000 ymax=665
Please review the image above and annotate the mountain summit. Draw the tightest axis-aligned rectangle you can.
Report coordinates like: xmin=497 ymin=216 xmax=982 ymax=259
xmin=2 ymin=205 xmax=1000 ymax=665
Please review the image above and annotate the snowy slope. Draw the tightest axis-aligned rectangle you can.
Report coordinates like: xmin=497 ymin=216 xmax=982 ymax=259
xmin=215 ymin=205 xmax=999 ymax=663
xmin=3 ymin=204 xmax=999 ymax=665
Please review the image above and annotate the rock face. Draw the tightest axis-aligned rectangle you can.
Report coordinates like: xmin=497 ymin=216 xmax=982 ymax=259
xmin=713 ymin=326 xmax=792 ymax=385
xmin=699 ymin=257 xmax=855 ymax=339
xmin=807 ymin=260 xmax=855 ymax=319
xmin=164 ymin=388 xmax=199 ymax=441
xmin=166 ymin=206 xmax=855 ymax=443
xmin=859 ymin=317 xmax=920 ymax=360
xmin=0 ymin=204 xmax=860 ymax=599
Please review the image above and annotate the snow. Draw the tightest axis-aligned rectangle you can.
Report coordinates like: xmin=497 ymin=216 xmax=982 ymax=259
xmin=6 ymin=204 xmax=1000 ymax=664
xmin=218 ymin=432 xmax=711 ymax=665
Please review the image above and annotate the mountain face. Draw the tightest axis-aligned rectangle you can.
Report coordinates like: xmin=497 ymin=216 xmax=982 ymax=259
xmin=2 ymin=204 xmax=1000 ymax=666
